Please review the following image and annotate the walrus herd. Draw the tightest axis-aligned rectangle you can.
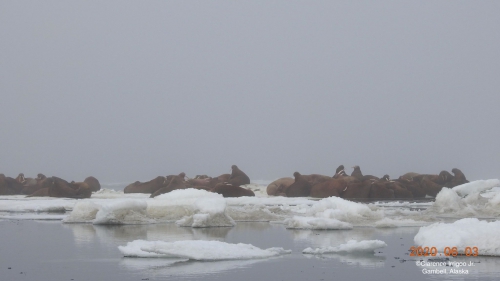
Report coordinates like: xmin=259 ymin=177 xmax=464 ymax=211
xmin=0 ymin=173 xmax=101 ymax=198
xmin=0 ymin=165 xmax=469 ymax=200
xmin=268 ymin=165 xmax=469 ymax=200
xmin=124 ymin=165 xmax=254 ymax=198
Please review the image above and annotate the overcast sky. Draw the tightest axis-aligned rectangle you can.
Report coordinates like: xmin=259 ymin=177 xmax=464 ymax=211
xmin=1 ymin=1 xmax=499 ymax=183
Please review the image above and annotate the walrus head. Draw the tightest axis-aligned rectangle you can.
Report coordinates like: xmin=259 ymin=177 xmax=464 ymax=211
xmin=451 ymin=168 xmax=466 ymax=181
xmin=351 ymin=166 xmax=363 ymax=179
xmin=178 ymin=172 xmax=186 ymax=179
xmin=293 ymin=172 xmax=301 ymax=180
xmin=335 ymin=165 xmax=345 ymax=174
xmin=17 ymin=173 xmax=25 ymax=181
xmin=439 ymin=171 xmax=452 ymax=182
xmin=381 ymin=175 xmax=390 ymax=181
xmin=37 ymin=173 xmax=46 ymax=180
xmin=231 ymin=165 xmax=238 ymax=170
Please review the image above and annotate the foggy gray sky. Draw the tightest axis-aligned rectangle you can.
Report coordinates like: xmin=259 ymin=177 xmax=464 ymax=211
xmin=1 ymin=1 xmax=499 ymax=182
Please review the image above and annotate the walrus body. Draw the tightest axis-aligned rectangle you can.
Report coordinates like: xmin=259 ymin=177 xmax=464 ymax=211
xmin=84 ymin=176 xmax=101 ymax=192
xmin=309 ymin=178 xmax=346 ymax=198
xmin=0 ymin=175 xmax=24 ymax=195
xmin=48 ymin=177 xmax=91 ymax=198
xmin=369 ymin=181 xmax=395 ymax=199
xmin=26 ymin=188 xmax=49 ymax=197
xmin=150 ymin=173 xmax=186 ymax=198
xmin=212 ymin=183 xmax=255 ymax=197
xmin=266 ymin=177 xmax=294 ymax=196
xmin=124 ymin=176 xmax=166 ymax=194
xmin=341 ymin=179 xmax=373 ymax=201
xmin=20 ymin=177 xmax=52 ymax=195
xmin=69 ymin=181 xmax=93 ymax=198
xmin=228 ymin=165 xmax=250 ymax=186
xmin=285 ymin=172 xmax=312 ymax=197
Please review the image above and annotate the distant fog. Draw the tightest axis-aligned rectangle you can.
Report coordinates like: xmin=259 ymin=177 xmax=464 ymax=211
xmin=1 ymin=1 xmax=499 ymax=182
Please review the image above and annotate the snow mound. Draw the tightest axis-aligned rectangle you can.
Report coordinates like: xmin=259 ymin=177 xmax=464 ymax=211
xmin=306 ymin=196 xmax=383 ymax=224
xmin=64 ymin=199 xmax=150 ymax=224
xmin=452 ymin=179 xmax=500 ymax=197
xmin=429 ymin=187 xmax=500 ymax=217
xmin=151 ymin=189 xmax=235 ymax=227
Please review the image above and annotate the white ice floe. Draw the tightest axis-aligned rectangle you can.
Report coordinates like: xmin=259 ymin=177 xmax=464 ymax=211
xmin=151 ymin=189 xmax=235 ymax=227
xmin=306 ymin=196 xmax=383 ymax=225
xmin=93 ymin=200 xmax=150 ymax=224
xmin=92 ymin=189 xmax=149 ymax=199
xmin=63 ymin=189 xmax=235 ymax=227
xmin=303 ymin=239 xmax=387 ymax=254
xmin=227 ymin=205 xmax=282 ymax=222
xmin=284 ymin=216 xmax=353 ymax=230
xmin=374 ymin=217 xmax=432 ymax=228
xmin=0 ymin=197 xmax=74 ymax=213
xmin=64 ymin=199 xmax=151 ymax=224
xmin=414 ymin=218 xmax=500 ymax=256
xmin=452 ymin=179 xmax=500 ymax=197
xmin=119 ymin=240 xmax=291 ymax=260
xmin=428 ymin=187 xmax=500 ymax=217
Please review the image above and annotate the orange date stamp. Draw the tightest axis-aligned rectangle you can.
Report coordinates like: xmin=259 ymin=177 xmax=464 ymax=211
xmin=410 ymin=246 xmax=479 ymax=257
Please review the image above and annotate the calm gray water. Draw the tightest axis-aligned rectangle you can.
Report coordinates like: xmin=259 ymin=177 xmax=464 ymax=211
xmin=1 ymin=220 xmax=499 ymax=281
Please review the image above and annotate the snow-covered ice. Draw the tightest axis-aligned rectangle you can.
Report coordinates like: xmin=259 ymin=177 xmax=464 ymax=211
xmin=119 ymin=240 xmax=291 ymax=260
xmin=414 ymin=218 xmax=500 ymax=256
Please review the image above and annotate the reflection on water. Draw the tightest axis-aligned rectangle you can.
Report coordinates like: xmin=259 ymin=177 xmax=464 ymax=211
xmin=64 ymin=223 xmax=235 ymax=248
xmin=289 ymin=227 xmax=377 ymax=249
xmin=120 ymin=257 xmax=284 ymax=278
xmin=304 ymin=253 xmax=386 ymax=268
xmin=61 ymin=222 xmax=500 ymax=281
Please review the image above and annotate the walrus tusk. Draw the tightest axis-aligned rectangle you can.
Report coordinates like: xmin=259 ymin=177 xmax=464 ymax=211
xmin=342 ymin=185 xmax=348 ymax=192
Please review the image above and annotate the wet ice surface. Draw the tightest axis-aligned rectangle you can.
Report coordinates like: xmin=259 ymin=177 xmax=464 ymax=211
xmin=0 ymin=179 xmax=499 ymax=280
xmin=119 ymin=240 xmax=291 ymax=260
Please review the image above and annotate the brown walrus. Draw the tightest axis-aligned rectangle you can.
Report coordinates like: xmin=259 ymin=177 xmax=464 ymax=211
xmin=333 ymin=165 xmax=347 ymax=178
xmin=21 ymin=176 xmax=53 ymax=195
xmin=369 ymin=181 xmax=395 ymax=199
xmin=447 ymin=168 xmax=468 ymax=187
xmin=69 ymin=181 xmax=93 ymax=198
xmin=309 ymin=178 xmax=347 ymax=198
xmin=351 ymin=166 xmax=363 ymax=181
xmin=26 ymin=188 xmax=49 ymax=197
xmin=266 ymin=177 xmax=294 ymax=196
xmin=84 ymin=176 xmax=101 ymax=192
xmin=0 ymin=174 xmax=24 ymax=195
xmin=395 ymin=177 xmax=426 ymax=198
xmin=123 ymin=176 xmax=166 ymax=194
xmin=16 ymin=173 xmax=26 ymax=183
xmin=379 ymin=180 xmax=413 ymax=199
xmin=227 ymin=165 xmax=250 ymax=186
xmin=212 ymin=183 xmax=255 ymax=197
xmin=341 ymin=179 xmax=374 ymax=201
xmin=285 ymin=172 xmax=312 ymax=197
xmin=48 ymin=177 xmax=91 ymax=198
xmin=150 ymin=173 xmax=186 ymax=198
xmin=420 ymin=177 xmax=444 ymax=197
